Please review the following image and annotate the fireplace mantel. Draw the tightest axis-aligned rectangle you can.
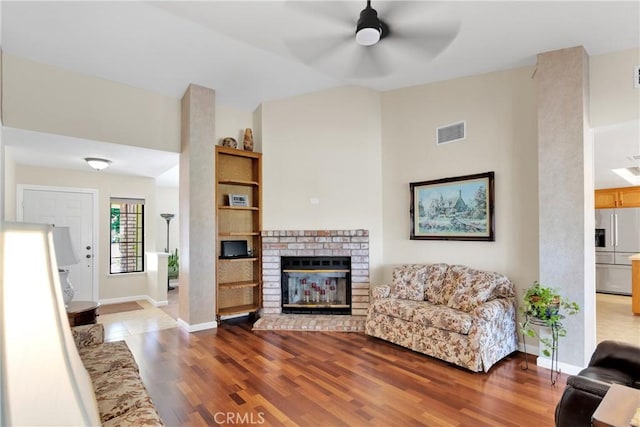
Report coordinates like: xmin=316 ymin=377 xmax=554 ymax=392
xmin=261 ymin=230 xmax=370 ymax=316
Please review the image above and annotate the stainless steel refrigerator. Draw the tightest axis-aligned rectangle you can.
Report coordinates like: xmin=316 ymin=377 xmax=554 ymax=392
xmin=595 ymin=207 xmax=640 ymax=295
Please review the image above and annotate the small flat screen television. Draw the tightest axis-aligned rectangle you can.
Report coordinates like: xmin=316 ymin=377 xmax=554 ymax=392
xmin=220 ymin=240 xmax=249 ymax=258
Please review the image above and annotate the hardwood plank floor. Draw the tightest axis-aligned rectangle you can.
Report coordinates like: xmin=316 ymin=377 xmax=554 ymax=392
xmin=122 ymin=318 xmax=565 ymax=427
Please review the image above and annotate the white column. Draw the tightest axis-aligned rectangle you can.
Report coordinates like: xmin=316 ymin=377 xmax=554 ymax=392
xmin=146 ymin=252 xmax=168 ymax=306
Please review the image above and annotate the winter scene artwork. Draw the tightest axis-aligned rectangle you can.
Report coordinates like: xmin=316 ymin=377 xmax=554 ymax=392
xmin=410 ymin=172 xmax=495 ymax=241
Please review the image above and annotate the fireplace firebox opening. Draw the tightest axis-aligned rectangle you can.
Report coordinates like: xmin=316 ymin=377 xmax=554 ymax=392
xmin=281 ymin=256 xmax=351 ymax=315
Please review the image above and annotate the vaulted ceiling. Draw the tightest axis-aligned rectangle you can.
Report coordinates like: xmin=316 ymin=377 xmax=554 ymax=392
xmin=2 ymin=1 xmax=639 ymax=186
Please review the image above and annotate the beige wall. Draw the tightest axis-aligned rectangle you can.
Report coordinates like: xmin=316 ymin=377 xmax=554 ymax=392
xmin=3 ymin=146 xmax=16 ymax=221
xmin=215 ymin=104 xmax=254 ymax=149
xmin=1 ymin=53 xmax=181 ymax=152
xmin=0 ymin=47 xmax=636 ymax=314
xmin=12 ymin=164 xmax=157 ymax=301
xmin=590 ymin=48 xmax=640 ymax=127
xmin=260 ymin=86 xmax=384 ymax=282
xmin=380 ymin=66 xmax=539 ymax=290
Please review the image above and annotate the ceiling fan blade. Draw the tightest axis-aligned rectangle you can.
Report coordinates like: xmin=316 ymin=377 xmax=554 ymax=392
xmin=349 ymin=45 xmax=391 ymax=79
xmin=284 ymin=1 xmax=355 ymax=30
xmin=374 ymin=1 xmax=416 ymax=24
xmin=284 ymin=33 xmax=353 ymax=66
xmin=388 ymin=23 xmax=461 ymax=59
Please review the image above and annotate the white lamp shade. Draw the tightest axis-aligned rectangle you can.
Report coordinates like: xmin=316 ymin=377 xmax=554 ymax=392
xmin=0 ymin=222 xmax=101 ymax=426
xmin=52 ymin=226 xmax=80 ymax=267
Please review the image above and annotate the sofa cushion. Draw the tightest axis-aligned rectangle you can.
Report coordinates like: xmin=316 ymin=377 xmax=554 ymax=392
xmin=72 ymin=323 xmax=105 ymax=347
xmin=411 ymin=302 xmax=474 ymax=335
xmin=103 ymin=405 xmax=164 ymax=427
xmin=369 ymin=299 xmax=473 ymax=335
xmin=78 ymin=341 xmax=139 ymax=379
xmin=370 ymin=298 xmax=420 ymax=321
xmin=445 ymin=266 xmax=514 ymax=312
xmin=423 ymin=263 xmax=450 ymax=303
xmin=390 ymin=264 xmax=428 ymax=301
xmin=433 ymin=265 xmax=467 ymax=305
xmin=92 ymin=367 xmax=157 ymax=423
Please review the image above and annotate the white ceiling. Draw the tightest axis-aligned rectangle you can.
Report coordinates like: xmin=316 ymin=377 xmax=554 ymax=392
xmin=1 ymin=1 xmax=639 ymax=187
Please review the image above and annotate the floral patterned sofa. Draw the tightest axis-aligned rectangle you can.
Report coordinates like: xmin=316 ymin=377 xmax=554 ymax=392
xmin=71 ymin=323 xmax=163 ymax=426
xmin=365 ymin=264 xmax=518 ymax=372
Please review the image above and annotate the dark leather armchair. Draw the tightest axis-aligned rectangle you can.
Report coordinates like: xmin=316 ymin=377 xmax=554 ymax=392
xmin=555 ymin=340 xmax=640 ymax=427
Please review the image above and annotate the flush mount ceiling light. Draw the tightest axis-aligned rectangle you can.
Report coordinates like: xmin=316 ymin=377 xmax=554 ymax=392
xmin=355 ymin=0 xmax=383 ymax=46
xmin=84 ymin=157 xmax=112 ymax=171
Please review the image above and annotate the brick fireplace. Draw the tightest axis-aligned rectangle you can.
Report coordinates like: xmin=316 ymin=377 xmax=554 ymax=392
xmin=261 ymin=230 xmax=370 ymax=316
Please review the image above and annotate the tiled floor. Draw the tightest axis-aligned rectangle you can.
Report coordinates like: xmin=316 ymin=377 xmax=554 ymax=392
xmin=595 ymin=293 xmax=640 ymax=346
xmin=101 ymin=289 xmax=639 ymax=347
xmin=100 ymin=298 xmax=177 ymax=341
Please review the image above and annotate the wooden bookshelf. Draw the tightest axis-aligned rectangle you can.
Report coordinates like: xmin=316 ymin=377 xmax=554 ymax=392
xmin=215 ymin=146 xmax=262 ymax=321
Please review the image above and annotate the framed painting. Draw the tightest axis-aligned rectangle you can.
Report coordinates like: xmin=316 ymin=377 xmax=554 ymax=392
xmin=410 ymin=171 xmax=495 ymax=241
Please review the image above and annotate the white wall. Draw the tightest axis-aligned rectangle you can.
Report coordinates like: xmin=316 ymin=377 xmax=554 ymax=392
xmin=12 ymin=163 xmax=157 ymax=301
xmin=260 ymin=86 xmax=384 ymax=282
xmin=381 ymin=66 xmax=539 ymax=290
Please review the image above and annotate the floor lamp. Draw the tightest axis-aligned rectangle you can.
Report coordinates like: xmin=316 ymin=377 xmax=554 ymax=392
xmin=160 ymin=213 xmax=175 ymax=291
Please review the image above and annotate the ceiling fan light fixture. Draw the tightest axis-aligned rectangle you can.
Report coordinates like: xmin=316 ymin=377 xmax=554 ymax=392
xmin=355 ymin=1 xmax=382 ymax=46
xmin=84 ymin=157 xmax=112 ymax=171
xmin=356 ymin=27 xmax=381 ymax=46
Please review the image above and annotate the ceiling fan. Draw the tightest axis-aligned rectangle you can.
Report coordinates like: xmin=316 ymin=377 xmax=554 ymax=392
xmin=285 ymin=0 xmax=460 ymax=79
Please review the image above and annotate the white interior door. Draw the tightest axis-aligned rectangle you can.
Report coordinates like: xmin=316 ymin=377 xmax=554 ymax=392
xmin=20 ymin=186 xmax=97 ymax=301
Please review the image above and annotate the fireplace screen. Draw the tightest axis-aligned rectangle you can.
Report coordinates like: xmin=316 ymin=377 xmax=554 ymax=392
xmin=281 ymin=256 xmax=351 ymax=315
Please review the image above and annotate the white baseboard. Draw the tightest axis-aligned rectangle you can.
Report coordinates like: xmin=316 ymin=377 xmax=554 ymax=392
xmin=145 ymin=296 xmax=168 ymax=307
xmin=177 ymin=318 xmax=217 ymax=332
xmin=99 ymin=295 xmax=148 ymax=305
xmin=98 ymin=295 xmax=168 ymax=307
xmin=536 ymin=357 xmax=582 ymax=376
xmin=518 ymin=342 xmax=582 ymax=375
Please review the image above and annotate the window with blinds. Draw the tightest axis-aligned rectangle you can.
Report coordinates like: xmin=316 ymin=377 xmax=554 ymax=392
xmin=110 ymin=197 xmax=145 ymax=274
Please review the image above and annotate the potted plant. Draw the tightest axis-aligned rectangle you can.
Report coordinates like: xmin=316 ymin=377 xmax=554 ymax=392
xmin=168 ymin=249 xmax=179 ymax=280
xmin=519 ymin=281 xmax=580 ymax=357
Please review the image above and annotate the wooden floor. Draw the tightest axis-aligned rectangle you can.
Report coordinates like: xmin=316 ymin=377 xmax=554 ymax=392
xmin=123 ymin=317 xmax=565 ymax=427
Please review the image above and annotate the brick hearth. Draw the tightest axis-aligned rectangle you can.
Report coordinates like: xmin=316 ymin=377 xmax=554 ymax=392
xmin=261 ymin=230 xmax=370 ymax=316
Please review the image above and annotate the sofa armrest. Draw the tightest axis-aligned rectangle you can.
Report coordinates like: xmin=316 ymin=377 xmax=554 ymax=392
xmin=72 ymin=323 xmax=104 ymax=348
xmin=555 ymin=376 xmax=610 ymax=427
xmin=473 ymin=298 xmax=514 ymax=321
xmin=566 ymin=375 xmax=611 ymax=398
xmin=588 ymin=340 xmax=640 ymax=378
xmin=371 ymin=284 xmax=391 ymax=299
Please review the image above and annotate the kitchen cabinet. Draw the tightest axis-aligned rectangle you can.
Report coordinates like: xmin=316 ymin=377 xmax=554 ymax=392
xmin=595 ymin=186 xmax=640 ymax=209
xmin=215 ymin=146 xmax=262 ymax=321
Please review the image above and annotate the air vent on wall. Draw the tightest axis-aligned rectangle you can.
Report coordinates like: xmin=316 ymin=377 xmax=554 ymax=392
xmin=436 ymin=121 xmax=466 ymax=145
xmin=628 ymin=154 xmax=640 ymax=161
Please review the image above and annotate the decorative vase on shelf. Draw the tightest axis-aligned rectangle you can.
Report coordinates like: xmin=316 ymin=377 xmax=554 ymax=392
xmin=221 ymin=137 xmax=237 ymax=148
xmin=243 ymin=128 xmax=254 ymax=151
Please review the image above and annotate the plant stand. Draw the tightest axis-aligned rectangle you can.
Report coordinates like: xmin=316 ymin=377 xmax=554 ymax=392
xmin=521 ymin=314 xmax=564 ymax=386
